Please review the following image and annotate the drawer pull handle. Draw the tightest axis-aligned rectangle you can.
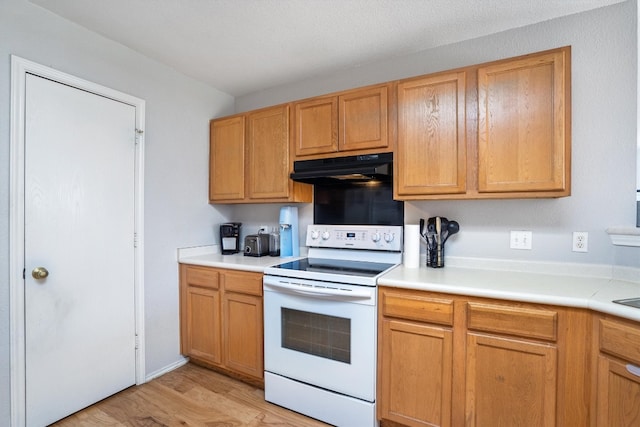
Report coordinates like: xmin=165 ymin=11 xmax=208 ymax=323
xmin=626 ymin=364 xmax=640 ymax=377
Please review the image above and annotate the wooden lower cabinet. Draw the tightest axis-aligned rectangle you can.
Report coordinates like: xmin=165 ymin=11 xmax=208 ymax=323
xmin=222 ymin=272 xmax=264 ymax=380
xmin=465 ymin=333 xmax=557 ymax=426
xmin=379 ymin=319 xmax=453 ymax=427
xmin=378 ymin=288 xmax=455 ymax=427
xmin=378 ymin=287 xmax=592 ymax=427
xmin=595 ymin=315 xmax=640 ymax=426
xmin=184 ymin=284 xmax=222 ymax=364
xmin=180 ymin=264 xmax=264 ymax=386
xmin=597 ymin=356 xmax=640 ymax=426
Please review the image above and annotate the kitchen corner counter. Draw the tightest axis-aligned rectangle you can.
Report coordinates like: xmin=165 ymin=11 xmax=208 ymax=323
xmin=177 ymin=245 xmax=302 ymax=273
xmin=178 ymin=252 xmax=289 ymax=272
xmin=379 ymin=263 xmax=640 ymax=322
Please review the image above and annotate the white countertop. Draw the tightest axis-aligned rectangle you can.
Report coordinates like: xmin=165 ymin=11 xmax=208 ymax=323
xmin=177 ymin=245 xmax=303 ymax=273
xmin=178 ymin=245 xmax=640 ymax=322
xmin=379 ymin=264 xmax=640 ymax=322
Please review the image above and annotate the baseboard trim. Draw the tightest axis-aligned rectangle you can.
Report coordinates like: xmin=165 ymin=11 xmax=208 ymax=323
xmin=144 ymin=357 xmax=189 ymax=383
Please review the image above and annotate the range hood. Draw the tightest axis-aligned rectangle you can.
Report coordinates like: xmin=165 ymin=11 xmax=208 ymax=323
xmin=290 ymin=153 xmax=393 ymax=184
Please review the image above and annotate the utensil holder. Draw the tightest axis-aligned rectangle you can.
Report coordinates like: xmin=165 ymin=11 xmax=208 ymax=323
xmin=427 ymin=244 xmax=445 ymax=268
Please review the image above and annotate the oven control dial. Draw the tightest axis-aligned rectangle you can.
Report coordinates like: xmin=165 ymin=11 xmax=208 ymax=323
xmin=310 ymin=230 xmax=320 ymax=240
xmin=371 ymin=232 xmax=381 ymax=243
xmin=384 ymin=232 xmax=395 ymax=243
xmin=321 ymin=231 xmax=331 ymax=240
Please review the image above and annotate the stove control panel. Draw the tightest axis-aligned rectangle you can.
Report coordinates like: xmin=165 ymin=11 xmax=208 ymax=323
xmin=306 ymin=225 xmax=403 ymax=251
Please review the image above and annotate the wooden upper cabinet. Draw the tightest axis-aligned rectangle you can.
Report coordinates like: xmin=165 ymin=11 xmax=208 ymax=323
xmin=247 ymin=105 xmax=290 ymax=199
xmin=293 ymin=96 xmax=338 ymax=156
xmin=209 ymin=116 xmax=245 ymax=202
xmin=293 ymin=84 xmax=392 ymax=158
xmin=339 ymin=85 xmax=389 ymax=152
xmin=395 ymin=71 xmax=467 ymax=198
xmin=209 ymin=105 xmax=312 ymax=204
xmin=477 ymin=47 xmax=570 ymax=195
xmin=210 ymin=47 xmax=570 ymax=202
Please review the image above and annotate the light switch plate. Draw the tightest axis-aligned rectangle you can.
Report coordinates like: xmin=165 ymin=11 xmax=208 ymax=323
xmin=510 ymin=231 xmax=532 ymax=250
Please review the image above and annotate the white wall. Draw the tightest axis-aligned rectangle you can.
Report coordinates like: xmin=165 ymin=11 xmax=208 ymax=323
xmin=0 ymin=0 xmax=235 ymax=423
xmin=237 ymin=1 xmax=639 ymax=268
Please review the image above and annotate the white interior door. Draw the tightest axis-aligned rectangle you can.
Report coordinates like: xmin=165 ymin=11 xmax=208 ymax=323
xmin=24 ymin=73 xmax=137 ymax=427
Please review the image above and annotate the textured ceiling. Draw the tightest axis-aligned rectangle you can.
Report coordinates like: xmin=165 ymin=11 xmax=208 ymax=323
xmin=29 ymin=0 xmax=625 ymax=96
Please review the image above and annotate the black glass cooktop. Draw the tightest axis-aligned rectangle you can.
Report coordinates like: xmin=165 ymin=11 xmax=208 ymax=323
xmin=271 ymin=257 xmax=395 ymax=278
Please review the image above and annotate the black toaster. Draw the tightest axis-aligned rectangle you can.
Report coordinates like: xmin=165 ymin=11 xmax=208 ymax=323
xmin=244 ymin=233 xmax=270 ymax=257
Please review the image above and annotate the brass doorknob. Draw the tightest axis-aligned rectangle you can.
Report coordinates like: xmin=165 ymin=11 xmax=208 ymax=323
xmin=32 ymin=267 xmax=49 ymax=279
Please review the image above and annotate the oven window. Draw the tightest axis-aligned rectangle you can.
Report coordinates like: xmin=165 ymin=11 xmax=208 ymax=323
xmin=281 ymin=308 xmax=351 ymax=364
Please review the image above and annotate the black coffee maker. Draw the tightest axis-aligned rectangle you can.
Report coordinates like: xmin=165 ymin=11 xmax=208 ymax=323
xmin=220 ymin=222 xmax=241 ymax=254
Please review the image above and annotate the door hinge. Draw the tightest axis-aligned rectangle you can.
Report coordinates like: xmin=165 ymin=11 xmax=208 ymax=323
xmin=135 ymin=128 xmax=143 ymax=144
xmin=23 ymin=268 xmax=25 ymax=280
xmin=134 ymin=232 xmax=138 ymax=248
xmin=135 ymin=334 xmax=139 ymax=350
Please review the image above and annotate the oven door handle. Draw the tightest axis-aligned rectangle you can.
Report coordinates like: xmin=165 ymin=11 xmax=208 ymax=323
xmin=264 ymin=280 xmax=373 ymax=299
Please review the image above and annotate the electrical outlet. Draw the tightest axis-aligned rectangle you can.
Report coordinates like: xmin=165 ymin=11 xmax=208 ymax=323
xmin=510 ymin=231 xmax=532 ymax=250
xmin=572 ymin=231 xmax=588 ymax=252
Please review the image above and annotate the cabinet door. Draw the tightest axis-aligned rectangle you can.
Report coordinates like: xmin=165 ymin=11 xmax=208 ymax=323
xmin=222 ymin=270 xmax=263 ymax=381
xmin=293 ymin=96 xmax=338 ymax=157
xmin=209 ymin=116 xmax=245 ymax=202
xmin=477 ymin=48 xmax=570 ymax=194
xmin=339 ymin=85 xmax=389 ymax=152
xmin=597 ymin=356 xmax=640 ymax=426
xmin=185 ymin=285 xmax=222 ymax=365
xmin=396 ymin=71 xmax=467 ymax=197
xmin=247 ymin=105 xmax=290 ymax=200
xmin=379 ymin=319 xmax=453 ymax=427
xmin=222 ymin=291 xmax=264 ymax=380
xmin=180 ymin=265 xmax=221 ymax=363
xmin=465 ymin=333 xmax=557 ymax=426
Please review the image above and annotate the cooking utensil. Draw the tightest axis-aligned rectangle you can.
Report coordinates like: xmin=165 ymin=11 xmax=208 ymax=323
xmin=438 ymin=217 xmax=449 ymax=247
xmin=442 ymin=220 xmax=460 ymax=244
xmin=422 ymin=216 xmax=457 ymax=267
xmin=436 ymin=216 xmax=442 ymax=266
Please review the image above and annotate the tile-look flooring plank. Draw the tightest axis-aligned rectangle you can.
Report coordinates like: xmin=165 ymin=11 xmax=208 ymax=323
xmin=52 ymin=363 xmax=331 ymax=427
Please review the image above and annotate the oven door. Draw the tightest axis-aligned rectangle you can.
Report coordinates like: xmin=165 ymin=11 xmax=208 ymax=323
xmin=263 ymin=275 xmax=377 ymax=402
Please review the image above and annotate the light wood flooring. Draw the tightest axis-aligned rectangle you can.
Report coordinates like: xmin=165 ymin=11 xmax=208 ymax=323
xmin=51 ymin=363 xmax=331 ymax=426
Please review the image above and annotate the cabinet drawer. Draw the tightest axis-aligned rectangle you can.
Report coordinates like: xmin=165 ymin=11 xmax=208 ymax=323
xmin=467 ymin=302 xmax=557 ymax=341
xmin=185 ymin=266 xmax=219 ymax=289
xmin=599 ymin=318 xmax=640 ymax=365
xmin=380 ymin=289 xmax=454 ymax=326
xmin=223 ymin=271 xmax=263 ymax=296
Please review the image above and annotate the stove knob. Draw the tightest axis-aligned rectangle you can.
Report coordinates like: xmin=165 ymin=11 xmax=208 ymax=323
xmin=371 ymin=232 xmax=381 ymax=242
xmin=384 ymin=232 xmax=395 ymax=243
xmin=321 ymin=231 xmax=331 ymax=240
xmin=310 ymin=230 xmax=320 ymax=240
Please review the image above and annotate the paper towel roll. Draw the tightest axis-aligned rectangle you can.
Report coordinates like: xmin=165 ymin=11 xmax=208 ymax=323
xmin=404 ymin=224 xmax=420 ymax=268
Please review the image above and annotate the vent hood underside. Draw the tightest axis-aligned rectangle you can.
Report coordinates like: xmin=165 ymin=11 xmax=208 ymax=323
xmin=290 ymin=153 xmax=393 ymax=184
